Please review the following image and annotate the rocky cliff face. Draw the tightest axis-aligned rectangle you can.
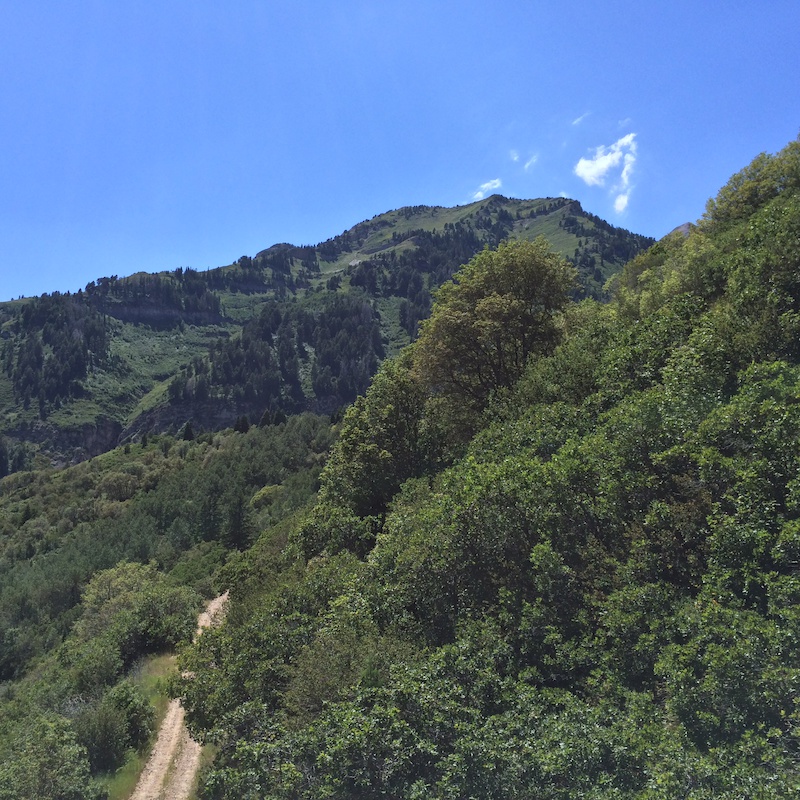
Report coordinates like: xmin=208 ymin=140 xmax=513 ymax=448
xmin=122 ymin=401 xmax=241 ymax=442
xmin=13 ymin=416 xmax=124 ymax=466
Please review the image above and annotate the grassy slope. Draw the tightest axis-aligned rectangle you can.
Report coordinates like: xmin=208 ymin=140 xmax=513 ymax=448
xmin=322 ymin=198 xmax=569 ymax=269
xmin=98 ymin=653 xmax=178 ymax=800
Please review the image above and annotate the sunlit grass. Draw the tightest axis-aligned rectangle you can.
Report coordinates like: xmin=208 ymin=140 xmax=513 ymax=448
xmin=98 ymin=651 xmax=178 ymax=800
xmin=134 ymin=652 xmax=178 ymax=725
xmin=99 ymin=753 xmax=147 ymax=800
xmin=188 ymin=744 xmax=219 ymax=800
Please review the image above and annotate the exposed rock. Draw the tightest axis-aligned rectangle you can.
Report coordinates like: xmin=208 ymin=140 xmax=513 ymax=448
xmin=669 ymin=222 xmax=694 ymax=238
xmin=11 ymin=416 xmax=123 ymax=465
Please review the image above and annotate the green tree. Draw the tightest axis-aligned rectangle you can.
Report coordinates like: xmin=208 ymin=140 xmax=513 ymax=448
xmin=0 ymin=715 xmax=104 ymax=800
xmin=414 ymin=237 xmax=576 ymax=412
xmin=0 ymin=435 xmax=8 ymax=478
xmin=317 ymin=354 xmax=429 ymax=517
xmin=73 ymin=680 xmax=154 ymax=773
xmin=66 ymin=562 xmax=200 ymax=675
xmin=295 ymin=355 xmax=431 ymax=559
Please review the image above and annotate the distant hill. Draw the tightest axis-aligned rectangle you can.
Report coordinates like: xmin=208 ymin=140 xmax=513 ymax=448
xmin=0 ymin=195 xmax=653 ymax=466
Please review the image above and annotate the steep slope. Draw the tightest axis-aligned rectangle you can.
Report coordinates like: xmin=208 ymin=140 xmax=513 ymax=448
xmin=175 ymin=139 xmax=800 ymax=798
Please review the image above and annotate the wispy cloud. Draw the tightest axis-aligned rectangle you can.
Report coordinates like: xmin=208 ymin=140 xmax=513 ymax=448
xmin=524 ymin=154 xmax=538 ymax=171
xmin=574 ymin=133 xmax=637 ymax=213
xmin=572 ymin=111 xmax=590 ymax=126
xmin=510 ymin=150 xmax=519 ymax=162
xmin=473 ymin=178 xmax=502 ymax=201
xmin=574 ymin=133 xmax=636 ymax=186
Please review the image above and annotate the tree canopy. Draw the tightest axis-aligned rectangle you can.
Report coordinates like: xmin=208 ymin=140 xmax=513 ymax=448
xmin=414 ymin=237 xmax=576 ymax=409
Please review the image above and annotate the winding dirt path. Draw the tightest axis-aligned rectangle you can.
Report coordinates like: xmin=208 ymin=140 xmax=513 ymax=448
xmin=129 ymin=592 xmax=229 ymax=800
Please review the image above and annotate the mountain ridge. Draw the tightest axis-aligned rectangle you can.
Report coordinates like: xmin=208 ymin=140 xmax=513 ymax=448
xmin=0 ymin=195 xmax=654 ymax=467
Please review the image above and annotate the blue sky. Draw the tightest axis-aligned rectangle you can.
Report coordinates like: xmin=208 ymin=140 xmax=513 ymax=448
xmin=1 ymin=1 xmax=798 ymax=301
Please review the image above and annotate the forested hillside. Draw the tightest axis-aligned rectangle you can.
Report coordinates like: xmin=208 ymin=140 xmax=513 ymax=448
xmin=166 ymin=138 xmax=800 ymax=798
xmin=0 ymin=196 xmax=652 ymax=467
xmin=3 ymin=139 xmax=799 ymax=799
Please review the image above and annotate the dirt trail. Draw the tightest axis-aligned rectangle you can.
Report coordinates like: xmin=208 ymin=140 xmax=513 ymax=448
xmin=129 ymin=592 xmax=228 ymax=800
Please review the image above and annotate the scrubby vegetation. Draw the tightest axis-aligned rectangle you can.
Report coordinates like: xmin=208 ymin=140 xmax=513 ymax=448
xmin=0 ymin=415 xmax=334 ymax=798
xmin=169 ymin=138 xmax=800 ymax=798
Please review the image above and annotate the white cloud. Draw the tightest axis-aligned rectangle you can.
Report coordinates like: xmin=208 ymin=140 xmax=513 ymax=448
xmin=574 ymin=133 xmax=637 ymax=213
xmin=575 ymin=149 xmax=620 ymax=186
xmin=574 ymin=133 xmax=636 ymax=186
xmin=510 ymin=150 xmax=519 ymax=162
xmin=473 ymin=178 xmax=502 ymax=201
xmin=572 ymin=112 xmax=590 ymax=126
xmin=621 ymin=151 xmax=635 ymax=187
xmin=524 ymin=154 xmax=538 ymax=171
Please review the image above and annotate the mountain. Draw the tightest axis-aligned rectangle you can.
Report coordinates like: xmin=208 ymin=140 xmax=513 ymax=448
xmin=0 ymin=195 xmax=653 ymax=467
xmin=2 ymin=137 xmax=799 ymax=799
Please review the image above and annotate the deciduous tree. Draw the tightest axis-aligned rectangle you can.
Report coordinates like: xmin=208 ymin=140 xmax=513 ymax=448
xmin=414 ymin=238 xmax=576 ymax=411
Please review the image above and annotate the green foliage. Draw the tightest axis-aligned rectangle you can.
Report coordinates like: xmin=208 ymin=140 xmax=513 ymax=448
xmin=703 ymin=137 xmax=800 ymax=231
xmin=0 ymin=414 xmax=333 ymax=681
xmin=66 ymin=562 xmax=200 ymax=672
xmin=414 ymin=238 xmax=576 ymax=414
xmin=73 ymin=680 xmax=154 ymax=773
xmin=173 ymin=137 xmax=800 ymax=798
xmin=296 ymin=240 xmax=579 ymax=560
xmin=513 ymin=300 xmax=612 ymax=408
xmin=0 ymin=715 xmax=105 ymax=800
xmin=7 ymin=141 xmax=800 ymax=797
xmin=1 ymin=292 xmax=108 ymax=415
xmin=0 ymin=557 xmax=200 ymax=783
xmin=176 ymin=550 xmax=365 ymax=738
xmin=86 ymin=268 xmax=222 ymax=325
xmin=656 ymin=597 xmax=797 ymax=749
xmin=296 ymin=355 xmax=430 ymax=558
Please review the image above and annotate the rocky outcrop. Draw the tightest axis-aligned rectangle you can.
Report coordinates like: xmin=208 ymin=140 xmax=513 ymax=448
xmin=122 ymin=400 xmax=243 ymax=441
xmin=11 ymin=416 xmax=123 ymax=465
